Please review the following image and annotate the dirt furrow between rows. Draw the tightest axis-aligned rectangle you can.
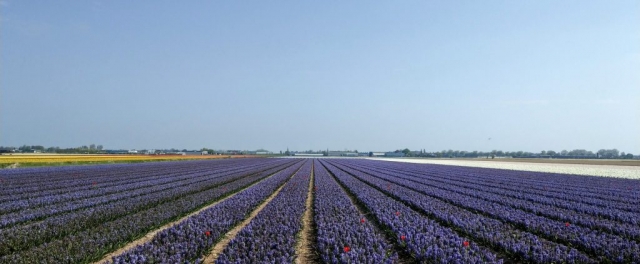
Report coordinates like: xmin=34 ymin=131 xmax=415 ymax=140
xmin=93 ymin=163 xmax=295 ymax=264
xmin=201 ymin=164 xmax=304 ymax=263
xmin=295 ymin=161 xmax=319 ymax=264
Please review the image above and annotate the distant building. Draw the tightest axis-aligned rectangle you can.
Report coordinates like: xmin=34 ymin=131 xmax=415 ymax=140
xmin=105 ymin=149 xmax=129 ymax=154
xmin=327 ymin=151 xmax=358 ymax=157
xmin=293 ymin=153 xmax=324 ymax=157
xmin=183 ymin=151 xmax=208 ymax=155
xmin=256 ymin=151 xmax=270 ymax=155
xmin=384 ymin=152 xmax=405 ymax=157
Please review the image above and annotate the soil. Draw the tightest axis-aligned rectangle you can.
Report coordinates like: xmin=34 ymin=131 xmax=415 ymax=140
xmin=93 ymin=173 xmax=276 ymax=264
xmin=295 ymin=162 xmax=319 ymax=264
xmin=201 ymin=166 xmax=302 ymax=264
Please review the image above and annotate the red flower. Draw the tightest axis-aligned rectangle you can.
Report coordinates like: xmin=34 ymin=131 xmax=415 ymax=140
xmin=360 ymin=218 xmax=365 ymax=223
xmin=400 ymin=235 xmax=406 ymax=241
xmin=395 ymin=211 xmax=400 ymax=216
xmin=343 ymin=246 xmax=350 ymax=253
xmin=205 ymin=231 xmax=211 ymax=236
xmin=463 ymin=241 xmax=469 ymax=247
xmin=565 ymin=222 xmax=570 ymax=227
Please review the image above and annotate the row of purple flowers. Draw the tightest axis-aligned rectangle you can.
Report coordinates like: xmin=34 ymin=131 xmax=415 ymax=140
xmin=214 ymin=160 xmax=313 ymax=263
xmin=320 ymin=160 xmax=502 ymax=264
xmin=352 ymin=161 xmax=640 ymax=242
xmin=312 ymin=160 xmax=397 ymax=264
xmin=0 ymin=159 xmax=265 ymax=203
xmin=334 ymin=159 xmax=637 ymax=263
xmin=374 ymin=161 xmax=639 ymax=205
xmin=108 ymin=160 xmax=304 ymax=263
xmin=0 ymin=160 xmax=282 ymax=227
xmin=1 ymin=159 xmax=295 ymax=263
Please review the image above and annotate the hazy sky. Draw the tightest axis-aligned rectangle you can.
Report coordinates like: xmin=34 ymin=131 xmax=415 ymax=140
xmin=1 ymin=1 xmax=639 ymax=153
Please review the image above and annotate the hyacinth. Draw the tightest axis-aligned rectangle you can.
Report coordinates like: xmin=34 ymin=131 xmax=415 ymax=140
xmin=328 ymin=159 xmax=640 ymax=263
xmin=110 ymin=161 xmax=306 ymax=263
xmin=2 ymin=157 xmax=639 ymax=263
xmin=321 ymin=160 xmax=503 ymax=263
xmin=214 ymin=161 xmax=313 ymax=263
xmin=313 ymin=160 xmax=398 ymax=263
xmin=0 ymin=158 xmax=298 ymax=263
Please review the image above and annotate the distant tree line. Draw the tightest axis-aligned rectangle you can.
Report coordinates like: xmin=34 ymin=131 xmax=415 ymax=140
xmin=0 ymin=145 xmax=105 ymax=154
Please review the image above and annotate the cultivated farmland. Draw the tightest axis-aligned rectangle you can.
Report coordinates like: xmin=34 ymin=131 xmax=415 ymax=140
xmin=0 ymin=154 xmax=251 ymax=168
xmin=1 ymin=158 xmax=639 ymax=263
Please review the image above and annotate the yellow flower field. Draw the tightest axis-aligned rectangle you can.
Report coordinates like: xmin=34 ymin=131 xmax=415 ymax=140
xmin=0 ymin=154 xmax=252 ymax=167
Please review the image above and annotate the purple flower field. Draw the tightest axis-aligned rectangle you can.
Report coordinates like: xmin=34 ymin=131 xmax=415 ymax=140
xmin=1 ymin=158 xmax=638 ymax=263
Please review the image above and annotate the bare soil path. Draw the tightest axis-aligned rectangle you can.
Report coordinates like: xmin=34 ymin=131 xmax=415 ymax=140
xmin=201 ymin=165 xmax=303 ymax=264
xmin=295 ymin=161 xmax=319 ymax=264
xmin=93 ymin=166 xmax=291 ymax=264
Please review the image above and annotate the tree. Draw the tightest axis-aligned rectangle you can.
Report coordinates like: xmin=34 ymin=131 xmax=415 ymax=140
xmin=402 ymin=148 xmax=411 ymax=155
xmin=90 ymin=144 xmax=96 ymax=150
xmin=547 ymin=150 xmax=556 ymax=156
xmin=541 ymin=150 xmax=547 ymax=155
xmin=561 ymin=150 xmax=568 ymax=155
xmin=625 ymin=153 xmax=634 ymax=159
xmin=97 ymin=145 xmax=103 ymax=150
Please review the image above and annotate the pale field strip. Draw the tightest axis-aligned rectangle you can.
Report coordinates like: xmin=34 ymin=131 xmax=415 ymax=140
xmin=370 ymin=158 xmax=640 ymax=179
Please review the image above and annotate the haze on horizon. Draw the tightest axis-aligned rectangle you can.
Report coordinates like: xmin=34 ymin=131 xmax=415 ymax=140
xmin=1 ymin=1 xmax=639 ymax=153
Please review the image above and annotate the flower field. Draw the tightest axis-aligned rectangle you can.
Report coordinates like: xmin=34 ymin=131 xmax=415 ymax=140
xmin=1 ymin=158 xmax=639 ymax=263
xmin=0 ymin=154 xmax=252 ymax=168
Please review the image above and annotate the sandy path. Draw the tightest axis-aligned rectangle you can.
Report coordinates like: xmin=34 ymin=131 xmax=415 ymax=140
xmin=201 ymin=165 xmax=303 ymax=263
xmin=93 ymin=168 xmax=286 ymax=264
xmin=295 ymin=161 xmax=317 ymax=264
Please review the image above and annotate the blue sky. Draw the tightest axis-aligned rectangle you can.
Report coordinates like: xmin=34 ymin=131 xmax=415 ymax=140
xmin=1 ymin=1 xmax=639 ymax=153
